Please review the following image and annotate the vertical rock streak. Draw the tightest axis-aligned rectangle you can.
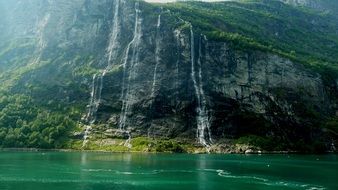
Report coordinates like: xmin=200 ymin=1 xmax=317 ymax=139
xmin=31 ymin=13 xmax=50 ymax=65
xmin=151 ymin=14 xmax=161 ymax=98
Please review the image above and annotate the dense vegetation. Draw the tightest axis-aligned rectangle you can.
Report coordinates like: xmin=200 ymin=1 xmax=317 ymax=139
xmin=0 ymin=43 xmax=88 ymax=148
xmin=0 ymin=93 xmax=80 ymax=148
xmin=164 ymin=0 xmax=338 ymax=81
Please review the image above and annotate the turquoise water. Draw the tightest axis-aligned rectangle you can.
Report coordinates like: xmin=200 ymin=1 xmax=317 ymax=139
xmin=0 ymin=151 xmax=337 ymax=190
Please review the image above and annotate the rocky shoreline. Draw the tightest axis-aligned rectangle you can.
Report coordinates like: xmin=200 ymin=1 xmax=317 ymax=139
xmin=1 ymin=146 xmax=335 ymax=154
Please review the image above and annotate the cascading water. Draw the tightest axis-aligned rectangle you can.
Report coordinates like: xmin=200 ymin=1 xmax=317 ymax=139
xmin=106 ymin=0 xmax=121 ymax=72
xmin=190 ymin=26 xmax=212 ymax=149
xmin=151 ymin=14 xmax=162 ymax=98
xmin=82 ymin=74 xmax=98 ymax=147
xmin=119 ymin=2 xmax=143 ymax=148
xmin=174 ymin=29 xmax=183 ymax=101
xmin=82 ymin=0 xmax=121 ymax=147
xmin=197 ymin=35 xmax=212 ymax=146
xmin=84 ymin=74 xmax=100 ymax=124
xmin=148 ymin=13 xmax=162 ymax=138
xmin=82 ymin=125 xmax=92 ymax=147
xmin=83 ymin=71 xmax=104 ymax=147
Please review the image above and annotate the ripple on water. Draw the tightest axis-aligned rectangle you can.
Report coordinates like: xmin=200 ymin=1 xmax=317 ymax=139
xmin=0 ymin=176 xmax=125 ymax=184
xmin=201 ymin=168 xmax=326 ymax=190
xmin=82 ymin=169 xmax=160 ymax=175
xmin=80 ymin=167 xmax=327 ymax=190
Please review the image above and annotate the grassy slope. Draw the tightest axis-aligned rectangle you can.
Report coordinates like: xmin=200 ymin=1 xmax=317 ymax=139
xmin=163 ymin=0 xmax=338 ymax=80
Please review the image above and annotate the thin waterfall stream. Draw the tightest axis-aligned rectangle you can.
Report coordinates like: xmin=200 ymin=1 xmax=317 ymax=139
xmin=118 ymin=2 xmax=142 ymax=148
xmin=190 ymin=26 xmax=212 ymax=149
xmin=151 ymin=14 xmax=162 ymax=98
xmin=82 ymin=0 xmax=121 ymax=147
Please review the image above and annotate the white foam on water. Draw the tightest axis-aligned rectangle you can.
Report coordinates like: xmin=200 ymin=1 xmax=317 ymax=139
xmin=82 ymin=169 xmax=159 ymax=175
xmin=211 ymin=168 xmax=326 ymax=190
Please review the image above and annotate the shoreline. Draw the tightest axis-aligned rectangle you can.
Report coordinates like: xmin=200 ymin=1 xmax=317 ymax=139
xmin=0 ymin=148 xmax=336 ymax=155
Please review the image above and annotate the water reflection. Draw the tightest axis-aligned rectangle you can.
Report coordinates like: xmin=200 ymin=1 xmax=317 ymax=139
xmin=0 ymin=152 xmax=336 ymax=190
xmin=80 ymin=152 xmax=88 ymax=165
xmin=197 ymin=155 xmax=208 ymax=190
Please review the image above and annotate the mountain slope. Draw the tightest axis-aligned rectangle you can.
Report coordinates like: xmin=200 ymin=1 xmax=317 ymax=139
xmin=0 ymin=0 xmax=337 ymax=153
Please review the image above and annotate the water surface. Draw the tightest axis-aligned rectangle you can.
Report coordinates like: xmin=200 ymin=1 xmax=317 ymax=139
xmin=0 ymin=151 xmax=337 ymax=190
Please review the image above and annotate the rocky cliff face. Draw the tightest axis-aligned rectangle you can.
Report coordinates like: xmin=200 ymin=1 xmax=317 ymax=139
xmin=0 ymin=0 xmax=337 ymax=152
xmin=281 ymin=0 xmax=338 ymax=14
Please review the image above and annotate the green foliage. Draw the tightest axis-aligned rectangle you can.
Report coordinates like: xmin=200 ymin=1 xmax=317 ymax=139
xmin=85 ymin=141 xmax=130 ymax=152
xmin=154 ymin=140 xmax=185 ymax=153
xmin=163 ymin=0 xmax=338 ymax=77
xmin=292 ymin=139 xmax=328 ymax=153
xmin=131 ymin=137 xmax=154 ymax=151
xmin=236 ymin=135 xmax=279 ymax=151
xmin=0 ymin=38 xmax=36 ymax=61
xmin=322 ymin=117 xmax=338 ymax=134
xmin=0 ymin=94 xmax=77 ymax=149
xmin=71 ymin=137 xmax=187 ymax=153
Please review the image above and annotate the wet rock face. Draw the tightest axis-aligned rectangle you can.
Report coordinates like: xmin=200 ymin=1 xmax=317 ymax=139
xmin=0 ymin=0 xmax=335 ymax=145
xmin=93 ymin=1 xmax=330 ymax=142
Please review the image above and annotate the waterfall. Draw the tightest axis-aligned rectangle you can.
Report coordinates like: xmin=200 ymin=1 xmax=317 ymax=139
xmin=174 ymin=29 xmax=183 ymax=103
xmin=82 ymin=0 xmax=121 ymax=147
xmin=82 ymin=125 xmax=92 ymax=147
xmin=119 ymin=2 xmax=143 ymax=148
xmin=106 ymin=0 xmax=121 ymax=72
xmin=84 ymin=74 xmax=100 ymax=124
xmin=151 ymin=14 xmax=162 ymax=98
xmin=83 ymin=68 xmax=105 ymax=147
xmin=190 ymin=26 xmax=212 ymax=148
xmin=197 ymin=35 xmax=212 ymax=146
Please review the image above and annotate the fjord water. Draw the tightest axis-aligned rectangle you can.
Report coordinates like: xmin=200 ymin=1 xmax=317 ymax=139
xmin=0 ymin=152 xmax=337 ymax=190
